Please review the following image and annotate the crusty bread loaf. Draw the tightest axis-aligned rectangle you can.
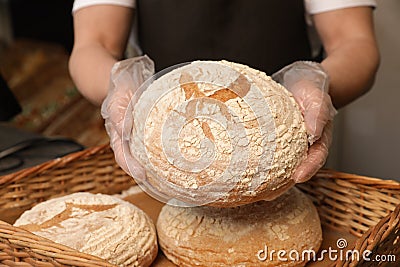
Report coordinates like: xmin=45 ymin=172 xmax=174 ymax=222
xmin=129 ymin=60 xmax=308 ymax=207
xmin=14 ymin=192 xmax=158 ymax=267
xmin=156 ymin=187 xmax=322 ymax=267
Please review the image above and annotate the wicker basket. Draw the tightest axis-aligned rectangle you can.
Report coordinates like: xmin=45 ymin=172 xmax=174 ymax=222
xmin=0 ymin=145 xmax=399 ymax=266
xmin=298 ymin=170 xmax=400 ymax=267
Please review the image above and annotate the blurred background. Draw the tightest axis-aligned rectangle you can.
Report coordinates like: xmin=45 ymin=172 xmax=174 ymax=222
xmin=0 ymin=0 xmax=398 ymax=180
xmin=0 ymin=0 xmax=108 ymax=149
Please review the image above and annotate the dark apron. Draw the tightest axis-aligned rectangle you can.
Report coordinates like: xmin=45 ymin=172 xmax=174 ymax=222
xmin=136 ymin=0 xmax=317 ymax=74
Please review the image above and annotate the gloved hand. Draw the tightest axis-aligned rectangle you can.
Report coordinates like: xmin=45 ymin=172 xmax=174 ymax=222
xmin=272 ymin=61 xmax=337 ymax=183
xmin=101 ymin=55 xmax=155 ymax=174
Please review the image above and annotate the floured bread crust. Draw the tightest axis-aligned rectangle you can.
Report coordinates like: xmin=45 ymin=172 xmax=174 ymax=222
xmin=14 ymin=192 xmax=158 ymax=267
xmin=156 ymin=187 xmax=322 ymax=267
xmin=130 ymin=60 xmax=308 ymax=206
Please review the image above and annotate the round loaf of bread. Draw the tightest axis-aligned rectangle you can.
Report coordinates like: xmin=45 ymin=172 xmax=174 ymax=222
xmin=156 ymin=187 xmax=322 ymax=267
xmin=127 ymin=60 xmax=308 ymax=207
xmin=14 ymin=192 xmax=158 ymax=267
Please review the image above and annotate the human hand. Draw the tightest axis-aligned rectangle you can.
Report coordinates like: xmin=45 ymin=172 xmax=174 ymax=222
xmin=101 ymin=55 xmax=154 ymax=174
xmin=272 ymin=61 xmax=337 ymax=183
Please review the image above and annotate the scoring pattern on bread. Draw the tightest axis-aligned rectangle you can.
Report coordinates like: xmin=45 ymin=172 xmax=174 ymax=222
xmin=157 ymin=187 xmax=322 ymax=267
xmin=129 ymin=60 xmax=308 ymax=206
xmin=14 ymin=192 xmax=158 ymax=267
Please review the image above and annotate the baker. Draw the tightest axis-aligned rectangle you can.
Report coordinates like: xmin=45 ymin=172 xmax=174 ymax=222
xmin=68 ymin=0 xmax=379 ymax=184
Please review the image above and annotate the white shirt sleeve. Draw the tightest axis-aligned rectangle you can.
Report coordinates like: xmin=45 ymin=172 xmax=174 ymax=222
xmin=72 ymin=0 xmax=376 ymax=14
xmin=72 ymin=0 xmax=135 ymax=13
xmin=305 ymin=0 xmax=377 ymax=14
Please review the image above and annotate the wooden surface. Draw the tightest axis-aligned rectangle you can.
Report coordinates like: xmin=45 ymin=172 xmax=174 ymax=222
xmin=0 ymin=39 xmax=109 ymax=147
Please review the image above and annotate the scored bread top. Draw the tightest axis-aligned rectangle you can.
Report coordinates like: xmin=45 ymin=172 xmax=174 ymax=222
xmin=14 ymin=192 xmax=158 ymax=267
xmin=129 ymin=60 xmax=308 ymax=206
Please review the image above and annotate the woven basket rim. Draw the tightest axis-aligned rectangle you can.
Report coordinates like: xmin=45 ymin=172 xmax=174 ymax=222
xmin=1 ymin=144 xmax=399 ymax=189
xmin=0 ymin=220 xmax=116 ymax=266
xmin=314 ymin=169 xmax=400 ymax=189
xmin=0 ymin=144 xmax=109 ymax=185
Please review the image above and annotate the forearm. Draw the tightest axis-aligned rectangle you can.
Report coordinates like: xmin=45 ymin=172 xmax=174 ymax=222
xmin=69 ymin=5 xmax=133 ymax=106
xmin=314 ymin=7 xmax=380 ymax=109
xmin=69 ymin=43 xmax=118 ymax=105
xmin=321 ymin=39 xmax=379 ymax=108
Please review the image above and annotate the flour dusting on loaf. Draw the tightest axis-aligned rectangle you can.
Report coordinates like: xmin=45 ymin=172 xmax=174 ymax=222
xmin=129 ymin=60 xmax=308 ymax=206
xmin=14 ymin=192 xmax=158 ymax=267
xmin=156 ymin=187 xmax=322 ymax=267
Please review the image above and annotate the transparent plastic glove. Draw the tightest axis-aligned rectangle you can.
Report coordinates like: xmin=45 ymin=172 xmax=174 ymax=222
xmin=101 ymin=55 xmax=155 ymax=174
xmin=272 ymin=61 xmax=337 ymax=183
